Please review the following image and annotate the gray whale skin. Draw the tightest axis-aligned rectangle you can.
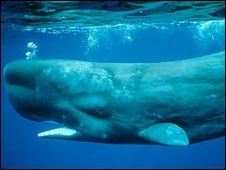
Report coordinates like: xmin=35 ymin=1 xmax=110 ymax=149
xmin=4 ymin=51 xmax=225 ymax=146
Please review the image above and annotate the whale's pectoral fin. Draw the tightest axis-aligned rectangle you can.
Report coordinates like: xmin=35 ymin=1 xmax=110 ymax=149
xmin=138 ymin=123 xmax=189 ymax=146
xmin=38 ymin=127 xmax=82 ymax=140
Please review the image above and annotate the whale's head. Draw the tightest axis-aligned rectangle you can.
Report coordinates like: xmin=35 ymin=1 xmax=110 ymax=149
xmin=4 ymin=59 xmax=111 ymax=121
xmin=3 ymin=59 xmax=125 ymax=143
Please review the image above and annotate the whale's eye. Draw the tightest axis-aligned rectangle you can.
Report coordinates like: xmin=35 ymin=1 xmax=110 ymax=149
xmin=72 ymin=94 xmax=109 ymax=118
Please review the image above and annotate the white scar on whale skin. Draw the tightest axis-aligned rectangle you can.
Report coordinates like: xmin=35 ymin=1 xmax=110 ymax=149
xmin=4 ymin=51 xmax=225 ymax=146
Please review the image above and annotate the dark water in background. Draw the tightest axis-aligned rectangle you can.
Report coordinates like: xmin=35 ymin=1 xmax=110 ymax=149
xmin=1 ymin=1 xmax=225 ymax=168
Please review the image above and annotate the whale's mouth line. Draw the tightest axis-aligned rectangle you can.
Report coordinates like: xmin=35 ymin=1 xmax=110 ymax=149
xmin=38 ymin=121 xmax=82 ymax=139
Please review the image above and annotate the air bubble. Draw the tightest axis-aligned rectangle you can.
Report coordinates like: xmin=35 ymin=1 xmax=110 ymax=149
xmin=25 ymin=42 xmax=38 ymax=59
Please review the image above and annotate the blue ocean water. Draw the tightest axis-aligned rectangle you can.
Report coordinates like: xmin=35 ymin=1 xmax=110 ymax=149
xmin=1 ymin=2 xmax=225 ymax=169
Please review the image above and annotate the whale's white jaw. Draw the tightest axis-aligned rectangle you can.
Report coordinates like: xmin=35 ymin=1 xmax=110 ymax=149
xmin=38 ymin=127 xmax=81 ymax=139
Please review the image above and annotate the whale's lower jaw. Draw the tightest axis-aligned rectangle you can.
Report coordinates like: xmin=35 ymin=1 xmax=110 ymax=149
xmin=38 ymin=127 xmax=81 ymax=139
xmin=37 ymin=123 xmax=189 ymax=146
